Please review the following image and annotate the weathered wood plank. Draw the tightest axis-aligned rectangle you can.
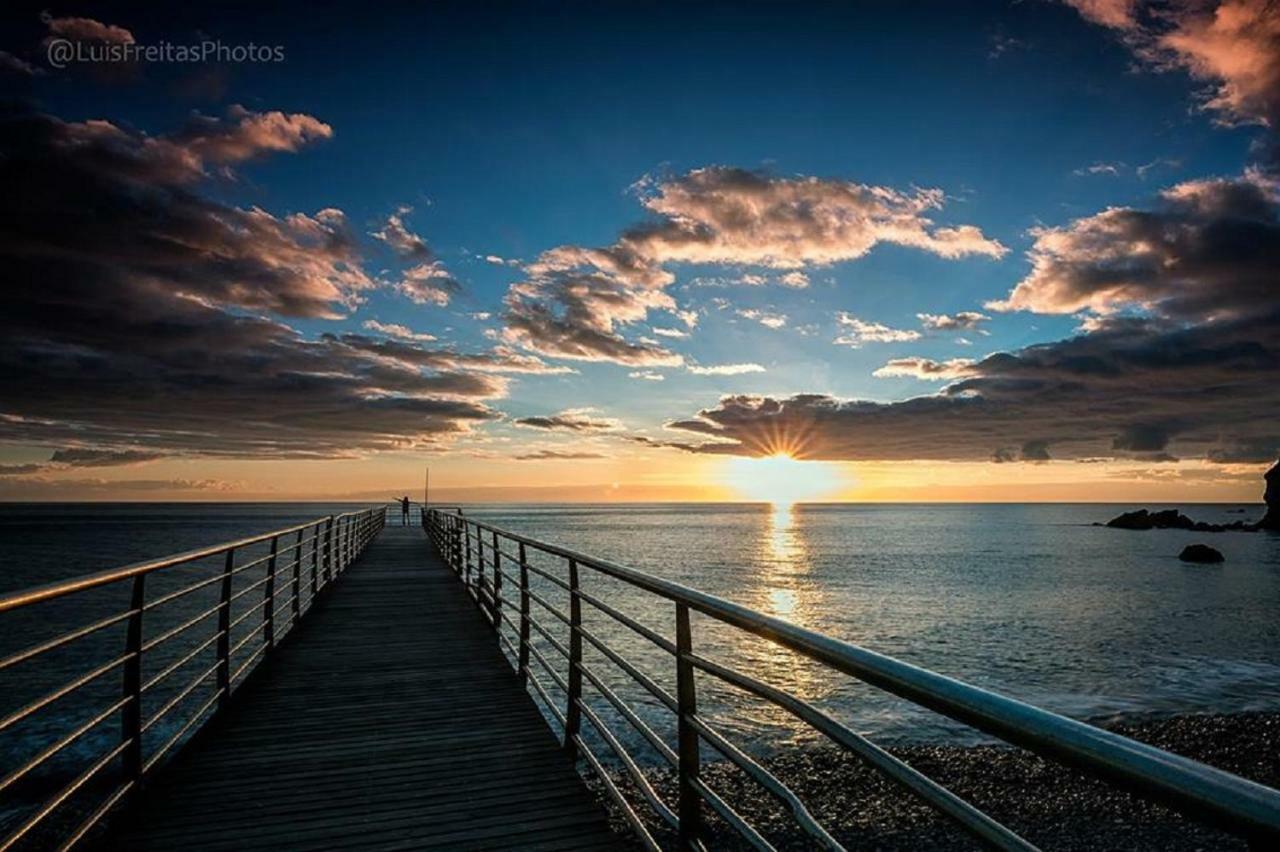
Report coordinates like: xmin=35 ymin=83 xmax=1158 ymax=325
xmin=111 ymin=524 xmax=619 ymax=850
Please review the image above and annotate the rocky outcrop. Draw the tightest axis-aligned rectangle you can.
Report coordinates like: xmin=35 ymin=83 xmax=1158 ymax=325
xmin=1179 ymin=544 xmax=1225 ymax=563
xmin=1104 ymin=508 xmax=1248 ymax=532
xmin=1103 ymin=458 xmax=1280 ymax=532
xmin=1260 ymin=460 xmax=1280 ymax=531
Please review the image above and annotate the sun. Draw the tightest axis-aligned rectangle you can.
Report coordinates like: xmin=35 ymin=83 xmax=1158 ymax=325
xmin=722 ymin=453 xmax=844 ymax=503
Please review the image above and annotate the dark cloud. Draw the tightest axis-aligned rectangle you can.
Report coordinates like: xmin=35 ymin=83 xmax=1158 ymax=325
xmin=989 ymin=174 xmax=1280 ymax=320
xmin=514 ymin=409 xmax=621 ymax=432
xmin=41 ymin=12 xmax=135 ymax=45
xmin=0 ymin=477 xmax=236 ymax=498
xmin=0 ymin=103 xmax=510 ymax=459
xmin=1021 ymin=440 xmax=1053 ymax=462
xmin=48 ymin=449 xmax=167 ymax=467
xmin=661 ymin=307 xmax=1280 ymax=463
xmin=512 ymin=450 xmax=608 ymax=460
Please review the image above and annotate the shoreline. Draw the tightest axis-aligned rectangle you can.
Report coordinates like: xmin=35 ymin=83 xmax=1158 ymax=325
xmin=587 ymin=712 xmax=1280 ymax=850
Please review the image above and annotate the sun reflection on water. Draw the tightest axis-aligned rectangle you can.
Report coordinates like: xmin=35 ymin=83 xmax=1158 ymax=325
xmin=715 ymin=500 xmax=834 ymax=740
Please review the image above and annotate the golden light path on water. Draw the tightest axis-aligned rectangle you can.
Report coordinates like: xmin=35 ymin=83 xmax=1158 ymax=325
xmin=719 ymin=497 xmax=841 ymax=741
xmin=705 ymin=453 xmax=856 ymax=741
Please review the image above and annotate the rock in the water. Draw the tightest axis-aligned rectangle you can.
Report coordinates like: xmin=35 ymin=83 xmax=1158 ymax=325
xmin=1261 ymin=460 xmax=1280 ymax=531
xmin=1179 ymin=544 xmax=1225 ymax=564
xmin=1106 ymin=509 xmax=1197 ymax=530
xmin=1104 ymin=461 xmax=1279 ymax=532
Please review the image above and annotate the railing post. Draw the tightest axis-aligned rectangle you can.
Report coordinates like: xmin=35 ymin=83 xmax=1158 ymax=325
xmin=491 ymin=529 xmax=502 ymax=628
xmin=323 ymin=516 xmax=334 ymax=585
xmin=263 ymin=535 xmax=278 ymax=649
xmin=464 ymin=522 xmax=474 ymax=589
xmin=518 ymin=541 xmax=530 ymax=684
xmin=122 ymin=574 xmax=145 ymax=787
xmin=564 ymin=558 xmax=582 ymax=761
xmin=309 ymin=521 xmax=319 ymax=598
xmin=291 ymin=528 xmax=302 ymax=621
xmin=676 ymin=602 xmax=702 ymax=848
xmin=452 ymin=517 xmax=462 ymax=574
xmin=216 ymin=548 xmax=233 ymax=710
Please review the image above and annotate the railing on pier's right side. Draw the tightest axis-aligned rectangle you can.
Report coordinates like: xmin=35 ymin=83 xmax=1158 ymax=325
xmin=424 ymin=507 xmax=1280 ymax=851
xmin=0 ymin=507 xmax=386 ymax=851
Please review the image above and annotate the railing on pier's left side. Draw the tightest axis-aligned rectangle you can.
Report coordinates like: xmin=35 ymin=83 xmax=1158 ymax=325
xmin=0 ymin=506 xmax=386 ymax=851
xmin=424 ymin=507 xmax=1280 ymax=852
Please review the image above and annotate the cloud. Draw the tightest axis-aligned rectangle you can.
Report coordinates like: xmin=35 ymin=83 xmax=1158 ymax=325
xmin=662 ymin=303 xmax=1279 ymax=463
xmin=988 ymin=172 xmax=1280 ymax=319
xmin=48 ymin=449 xmax=167 ymax=467
xmin=686 ymin=363 xmax=766 ymax=376
xmin=502 ymin=166 xmax=1002 ymax=365
xmin=512 ymin=450 xmax=608 ymax=461
xmin=362 ymin=320 xmax=437 ymax=342
xmin=834 ymin=313 xmax=922 ymax=346
xmin=651 ymin=327 xmax=689 ymax=338
xmin=371 ymin=207 xmax=462 ymax=306
xmin=0 ymin=103 xmax=510 ymax=458
xmin=326 ymin=334 xmax=575 ymax=375
xmin=0 ymin=464 xmax=45 ymax=476
xmin=1074 ymin=161 xmax=1126 ymax=176
xmin=175 ymin=105 xmax=334 ymax=167
xmin=629 ymin=370 xmax=665 ymax=381
xmin=41 ymin=12 xmax=135 ymax=44
xmin=0 ymin=448 xmax=169 ymax=477
xmin=398 ymin=261 xmax=462 ymax=306
xmin=873 ymin=357 xmax=976 ymax=380
xmin=373 ymin=207 xmax=432 ymax=260
xmin=627 ymin=167 xmax=1007 ymax=266
xmin=1065 ymin=1 xmax=1280 ymax=167
xmin=0 ymin=477 xmax=238 ymax=498
xmin=1 ymin=105 xmax=369 ymax=318
xmin=1137 ymin=157 xmax=1181 ymax=179
xmin=737 ymin=309 xmax=788 ymax=329
xmin=514 ymin=408 xmax=621 ymax=431
xmin=779 ymin=271 xmax=810 ymax=288
xmin=917 ymin=311 xmax=990 ymax=332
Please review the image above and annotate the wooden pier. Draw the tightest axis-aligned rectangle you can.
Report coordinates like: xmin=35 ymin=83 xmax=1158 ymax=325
xmin=111 ymin=524 xmax=617 ymax=850
xmin=4 ymin=507 xmax=1280 ymax=851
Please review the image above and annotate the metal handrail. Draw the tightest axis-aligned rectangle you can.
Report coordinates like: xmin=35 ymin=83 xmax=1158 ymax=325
xmin=424 ymin=507 xmax=1280 ymax=849
xmin=0 ymin=506 xmax=387 ymax=850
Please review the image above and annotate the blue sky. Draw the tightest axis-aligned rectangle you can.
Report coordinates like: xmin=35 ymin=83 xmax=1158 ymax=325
xmin=0 ymin=1 xmax=1276 ymax=499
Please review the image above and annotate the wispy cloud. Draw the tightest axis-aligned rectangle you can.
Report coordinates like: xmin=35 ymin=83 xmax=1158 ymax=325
xmin=686 ymin=363 xmax=766 ymax=376
xmin=362 ymin=320 xmax=437 ymax=342
xmin=834 ymin=313 xmax=922 ymax=346
xmin=737 ymin=309 xmax=788 ymax=329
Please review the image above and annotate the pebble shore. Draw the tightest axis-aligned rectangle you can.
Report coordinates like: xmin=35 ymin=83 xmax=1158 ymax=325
xmin=587 ymin=712 xmax=1280 ymax=850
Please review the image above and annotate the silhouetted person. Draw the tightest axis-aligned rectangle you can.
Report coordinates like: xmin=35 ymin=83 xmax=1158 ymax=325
xmin=398 ymin=496 xmax=411 ymax=526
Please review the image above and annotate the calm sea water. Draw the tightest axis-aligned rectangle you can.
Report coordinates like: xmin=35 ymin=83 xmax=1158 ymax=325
xmin=2 ymin=501 xmax=1279 ymax=797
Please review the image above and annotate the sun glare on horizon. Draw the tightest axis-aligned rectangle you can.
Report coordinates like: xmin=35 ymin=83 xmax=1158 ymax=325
xmin=723 ymin=453 xmax=844 ymax=504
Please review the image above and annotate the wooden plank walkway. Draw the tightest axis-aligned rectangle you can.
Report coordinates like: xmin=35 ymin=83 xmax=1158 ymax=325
xmin=113 ymin=523 xmax=619 ymax=851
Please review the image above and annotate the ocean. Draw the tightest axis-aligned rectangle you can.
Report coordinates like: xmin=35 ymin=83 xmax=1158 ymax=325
xmin=2 ymin=501 xmax=1279 ymax=788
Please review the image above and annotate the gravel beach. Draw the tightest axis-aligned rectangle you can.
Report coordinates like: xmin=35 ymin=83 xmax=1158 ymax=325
xmin=587 ymin=712 xmax=1280 ymax=850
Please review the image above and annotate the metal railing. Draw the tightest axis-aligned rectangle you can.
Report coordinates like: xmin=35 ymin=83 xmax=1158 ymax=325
xmin=424 ymin=507 xmax=1280 ymax=850
xmin=0 ymin=507 xmax=386 ymax=850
